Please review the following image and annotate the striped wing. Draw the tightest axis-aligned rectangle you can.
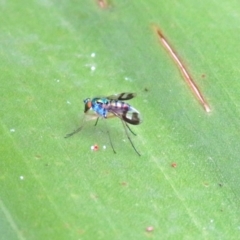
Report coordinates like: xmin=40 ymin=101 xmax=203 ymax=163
xmin=107 ymin=93 xmax=136 ymax=101
xmin=121 ymin=106 xmax=142 ymax=125
xmin=107 ymin=105 xmax=142 ymax=125
xmin=105 ymin=93 xmax=141 ymax=125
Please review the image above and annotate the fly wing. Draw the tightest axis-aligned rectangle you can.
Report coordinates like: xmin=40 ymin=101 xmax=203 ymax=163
xmin=107 ymin=106 xmax=142 ymax=125
xmin=107 ymin=93 xmax=136 ymax=101
xmin=122 ymin=106 xmax=142 ymax=125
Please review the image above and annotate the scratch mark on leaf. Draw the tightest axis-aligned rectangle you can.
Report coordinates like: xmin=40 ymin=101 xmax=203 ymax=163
xmin=154 ymin=25 xmax=210 ymax=113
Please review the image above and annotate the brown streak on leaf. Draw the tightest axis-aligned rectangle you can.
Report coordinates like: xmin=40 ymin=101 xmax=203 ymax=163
xmin=97 ymin=0 xmax=108 ymax=9
xmin=153 ymin=25 xmax=211 ymax=113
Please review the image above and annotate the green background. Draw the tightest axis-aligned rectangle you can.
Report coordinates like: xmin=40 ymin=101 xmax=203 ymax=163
xmin=1 ymin=0 xmax=240 ymax=239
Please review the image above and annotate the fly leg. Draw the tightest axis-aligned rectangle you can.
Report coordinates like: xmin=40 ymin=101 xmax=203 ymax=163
xmin=121 ymin=119 xmax=141 ymax=156
xmin=125 ymin=123 xmax=137 ymax=136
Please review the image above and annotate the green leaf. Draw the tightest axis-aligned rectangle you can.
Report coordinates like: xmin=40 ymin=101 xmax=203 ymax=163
xmin=1 ymin=0 xmax=240 ymax=239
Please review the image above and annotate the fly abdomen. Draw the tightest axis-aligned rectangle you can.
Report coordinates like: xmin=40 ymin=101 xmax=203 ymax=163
xmin=108 ymin=100 xmax=130 ymax=111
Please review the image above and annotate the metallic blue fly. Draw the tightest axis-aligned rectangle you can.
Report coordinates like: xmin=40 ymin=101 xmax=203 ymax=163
xmin=65 ymin=92 xmax=142 ymax=156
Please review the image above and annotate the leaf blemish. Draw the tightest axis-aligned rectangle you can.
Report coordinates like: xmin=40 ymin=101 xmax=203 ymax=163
xmin=153 ymin=26 xmax=210 ymax=113
xmin=97 ymin=0 xmax=109 ymax=9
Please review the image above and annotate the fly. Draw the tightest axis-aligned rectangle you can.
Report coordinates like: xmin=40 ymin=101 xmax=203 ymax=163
xmin=65 ymin=93 xmax=142 ymax=156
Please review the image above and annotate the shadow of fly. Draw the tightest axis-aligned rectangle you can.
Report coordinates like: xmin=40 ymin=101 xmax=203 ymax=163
xmin=65 ymin=92 xmax=142 ymax=156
